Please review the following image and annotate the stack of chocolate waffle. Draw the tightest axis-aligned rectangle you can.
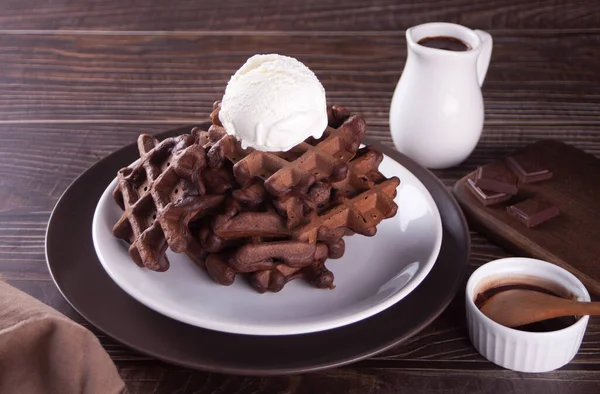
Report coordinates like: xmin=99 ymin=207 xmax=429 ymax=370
xmin=112 ymin=104 xmax=400 ymax=293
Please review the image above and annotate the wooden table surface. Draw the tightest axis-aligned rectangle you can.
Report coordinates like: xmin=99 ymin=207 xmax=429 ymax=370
xmin=1 ymin=1 xmax=599 ymax=393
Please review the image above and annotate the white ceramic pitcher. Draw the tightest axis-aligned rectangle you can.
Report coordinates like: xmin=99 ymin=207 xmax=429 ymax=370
xmin=389 ymin=22 xmax=493 ymax=169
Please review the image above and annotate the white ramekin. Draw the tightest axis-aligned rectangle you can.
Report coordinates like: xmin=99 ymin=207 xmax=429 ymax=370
xmin=466 ymin=257 xmax=590 ymax=373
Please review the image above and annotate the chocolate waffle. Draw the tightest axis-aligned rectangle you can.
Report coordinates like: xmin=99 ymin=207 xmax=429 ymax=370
xmin=292 ymin=146 xmax=400 ymax=243
xmin=185 ymin=191 xmax=348 ymax=292
xmin=246 ymin=230 xmax=341 ymax=293
xmin=113 ymin=103 xmax=400 ymax=293
xmin=249 ymin=260 xmax=335 ymax=293
xmin=203 ymin=103 xmax=372 ymax=229
xmin=203 ymin=232 xmax=340 ymax=293
xmin=207 ymin=103 xmax=360 ymax=189
xmin=112 ymin=132 xmax=223 ymax=271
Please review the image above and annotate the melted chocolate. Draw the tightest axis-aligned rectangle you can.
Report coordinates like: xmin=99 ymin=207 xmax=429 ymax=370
xmin=417 ymin=36 xmax=471 ymax=52
xmin=476 ymin=283 xmax=578 ymax=332
xmin=513 ymin=316 xmax=578 ymax=332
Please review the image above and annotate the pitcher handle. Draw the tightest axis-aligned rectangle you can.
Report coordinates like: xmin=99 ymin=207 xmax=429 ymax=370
xmin=474 ymin=29 xmax=493 ymax=87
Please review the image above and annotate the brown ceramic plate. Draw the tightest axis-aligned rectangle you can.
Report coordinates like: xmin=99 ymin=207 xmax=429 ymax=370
xmin=45 ymin=124 xmax=470 ymax=375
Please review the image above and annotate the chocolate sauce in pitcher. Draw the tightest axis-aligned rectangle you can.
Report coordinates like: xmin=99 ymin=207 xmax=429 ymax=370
xmin=417 ymin=36 xmax=471 ymax=52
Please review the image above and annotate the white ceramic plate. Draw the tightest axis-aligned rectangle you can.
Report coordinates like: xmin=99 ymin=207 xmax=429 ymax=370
xmin=92 ymin=154 xmax=443 ymax=335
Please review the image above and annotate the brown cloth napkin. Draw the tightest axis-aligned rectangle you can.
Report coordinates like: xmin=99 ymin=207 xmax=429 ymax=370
xmin=0 ymin=279 xmax=126 ymax=394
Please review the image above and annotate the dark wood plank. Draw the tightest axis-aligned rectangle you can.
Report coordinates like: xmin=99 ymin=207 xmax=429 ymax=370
xmin=0 ymin=32 xmax=599 ymax=124
xmin=115 ymin=364 xmax=600 ymax=394
xmin=1 ymin=0 xmax=599 ymax=31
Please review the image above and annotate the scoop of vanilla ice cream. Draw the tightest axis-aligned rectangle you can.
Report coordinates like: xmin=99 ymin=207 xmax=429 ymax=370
xmin=218 ymin=54 xmax=328 ymax=152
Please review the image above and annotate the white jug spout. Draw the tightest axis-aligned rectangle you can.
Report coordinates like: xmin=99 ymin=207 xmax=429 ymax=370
xmin=474 ymin=30 xmax=493 ymax=87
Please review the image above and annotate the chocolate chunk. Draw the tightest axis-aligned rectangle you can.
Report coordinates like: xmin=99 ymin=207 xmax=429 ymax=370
xmin=505 ymin=153 xmax=553 ymax=183
xmin=474 ymin=161 xmax=518 ymax=195
xmin=466 ymin=178 xmax=511 ymax=206
xmin=506 ymin=197 xmax=560 ymax=228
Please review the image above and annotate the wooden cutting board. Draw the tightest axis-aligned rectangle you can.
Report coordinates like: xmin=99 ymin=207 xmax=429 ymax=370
xmin=453 ymin=140 xmax=600 ymax=295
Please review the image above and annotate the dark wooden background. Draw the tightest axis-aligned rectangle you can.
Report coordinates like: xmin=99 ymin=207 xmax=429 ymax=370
xmin=1 ymin=1 xmax=600 ymax=393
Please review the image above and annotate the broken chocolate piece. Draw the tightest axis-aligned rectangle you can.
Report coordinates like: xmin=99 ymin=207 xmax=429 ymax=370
xmin=474 ymin=161 xmax=518 ymax=195
xmin=506 ymin=153 xmax=553 ymax=183
xmin=466 ymin=178 xmax=511 ymax=206
xmin=506 ymin=197 xmax=560 ymax=228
